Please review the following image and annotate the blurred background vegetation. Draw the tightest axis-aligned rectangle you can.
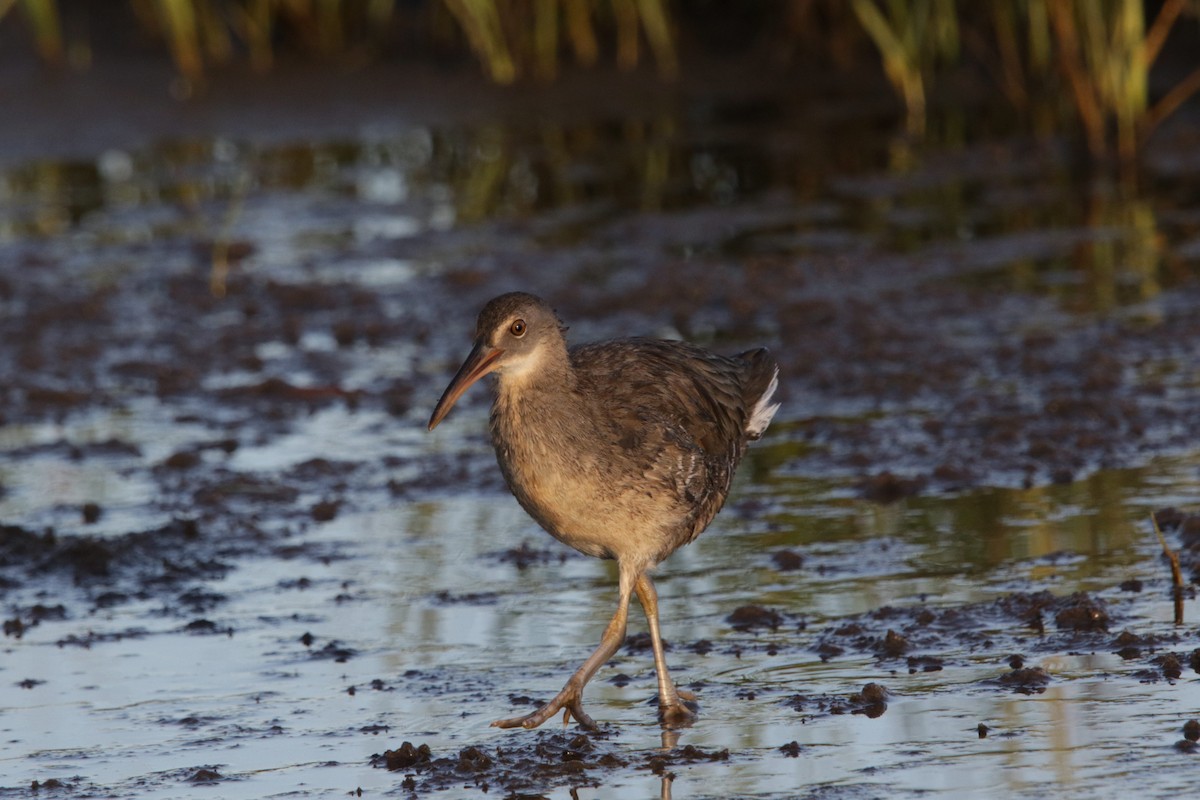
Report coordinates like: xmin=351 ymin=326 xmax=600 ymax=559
xmin=3 ymin=0 xmax=1200 ymax=163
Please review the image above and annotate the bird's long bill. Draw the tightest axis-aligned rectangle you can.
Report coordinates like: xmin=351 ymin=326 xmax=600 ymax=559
xmin=427 ymin=341 xmax=504 ymax=431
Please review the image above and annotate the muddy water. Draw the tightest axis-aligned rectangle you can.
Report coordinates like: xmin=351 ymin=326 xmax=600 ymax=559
xmin=2 ymin=81 xmax=1200 ymax=798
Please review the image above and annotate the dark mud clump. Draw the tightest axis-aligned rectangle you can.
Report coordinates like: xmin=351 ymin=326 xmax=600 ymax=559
xmin=371 ymin=732 xmax=743 ymax=795
xmin=878 ymin=629 xmax=909 ymax=657
xmin=624 ymin=631 xmax=669 ymax=652
xmin=858 ymin=472 xmax=926 ymax=503
xmin=1150 ymin=653 xmax=1184 ymax=682
xmin=310 ymin=499 xmax=341 ymax=522
xmin=997 ymin=590 xmax=1111 ymax=634
xmin=770 ymin=548 xmax=804 ymax=571
xmin=81 ymin=502 xmax=102 ymax=524
xmin=995 ymin=666 xmax=1052 ymax=694
xmin=830 ymin=683 xmax=890 ymax=717
xmin=381 ymin=742 xmax=432 ymax=770
xmin=907 ymin=655 xmax=944 ymax=673
xmin=186 ymin=768 xmax=223 ymax=784
xmin=1113 ymin=629 xmax=1153 ymax=660
xmin=489 ymin=541 xmax=572 ymax=570
xmin=779 ymin=740 xmax=804 ymax=757
xmin=1052 ymin=594 xmax=1110 ymax=632
xmin=372 ymin=732 xmax=626 ymax=795
xmin=430 ymin=589 xmax=500 ymax=606
xmin=646 ymin=744 xmax=730 ymax=782
xmin=0 ymin=519 xmax=225 ymax=595
xmin=3 ymin=603 xmax=66 ymax=640
xmin=798 ymin=586 xmax=1191 ymax=703
xmin=29 ymin=780 xmax=67 ymax=791
xmin=310 ymin=641 xmax=357 ymax=663
xmin=781 ymin=682 xmax=890 ymax=721
xmin=1177 ymin=720 xmax=1200 ymax=753
xmin=726 ymin=605 xmax=784 ymax=631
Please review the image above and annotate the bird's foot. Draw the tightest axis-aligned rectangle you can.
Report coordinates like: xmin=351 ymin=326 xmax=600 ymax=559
xmin=491 ymin=682 xmax=598 ymax=731
xmin=658 ymin=700 xmax=698 ymax=729
xmin=656 ymin=687 xmax=699 ymax=729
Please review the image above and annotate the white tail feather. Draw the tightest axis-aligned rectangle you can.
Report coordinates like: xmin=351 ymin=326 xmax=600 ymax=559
xmin=746 ymin=367 xmax=780 ymax=439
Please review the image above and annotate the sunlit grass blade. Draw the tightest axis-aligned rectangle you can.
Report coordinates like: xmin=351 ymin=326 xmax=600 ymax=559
xmin=196 ymin=0 xmax=232 ymax=64
xmin=229 ymin=0 xmax=274 ymax=72
xmin=1045 ymin=0 xmax=1105 ymax=158
xmin=158 ymin=0 xmax=204 ymax=89
xmin=851 ymin=0 xmax=927 ymax=136
xmin=534 ymin=0 xmax=558 ymax=80
xmin=442 ymin=0 xmax=516 ymax=83
xmin=19 ymin=0 xmax=63 ymax=65
xmin=637 ymin=0 xmax=678 ymax=79
xmin=612 ymin=0 xmax=639 ymax=70
xmin=564 ymin=0 xmax=598 ymax=67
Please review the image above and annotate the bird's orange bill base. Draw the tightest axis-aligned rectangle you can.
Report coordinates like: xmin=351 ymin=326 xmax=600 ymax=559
xmin=428 ymin=342 xmax=504 ymax=430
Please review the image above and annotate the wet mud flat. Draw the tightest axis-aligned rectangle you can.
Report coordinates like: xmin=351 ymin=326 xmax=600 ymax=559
xmin=2 ymin=54 xmax=1200 ymax=798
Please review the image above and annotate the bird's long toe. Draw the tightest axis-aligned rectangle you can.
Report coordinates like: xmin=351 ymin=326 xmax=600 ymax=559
xmin=490 ymin=712 xmax=535 ymax=729
xmin=490 ymin=685 xmax=598 ymax=731
xmin=566 ymin=696 xmax=598 ymax=730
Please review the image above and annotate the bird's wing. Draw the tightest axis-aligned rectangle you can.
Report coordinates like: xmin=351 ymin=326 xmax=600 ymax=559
xmin=571 ymin=339 xmax=754 ymax=548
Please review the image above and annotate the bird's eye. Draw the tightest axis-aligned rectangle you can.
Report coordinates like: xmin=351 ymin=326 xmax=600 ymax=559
xmin=509 ymin=319 xmax=527 ymax=337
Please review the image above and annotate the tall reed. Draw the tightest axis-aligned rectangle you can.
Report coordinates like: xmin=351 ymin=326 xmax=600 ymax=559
xmin=850 ymin=0 xmax=1200 ymax=161
xmin=6 ymin=0 xmax=1200 ymax=161
xmin=850 ymin=0 xmax=960 ymax=137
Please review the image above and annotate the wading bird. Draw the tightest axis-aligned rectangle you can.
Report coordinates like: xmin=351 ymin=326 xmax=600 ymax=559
xmin=428 ymin=292 xmax=779 ymax=729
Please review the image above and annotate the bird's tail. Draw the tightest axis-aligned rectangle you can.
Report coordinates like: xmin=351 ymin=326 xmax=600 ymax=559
xmin=738 ymin=348 xmax=780 ymax=440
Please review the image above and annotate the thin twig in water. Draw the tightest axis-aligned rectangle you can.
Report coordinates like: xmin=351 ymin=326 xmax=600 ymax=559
xmin=1151 ymin=514 xmax=1184 ymax=625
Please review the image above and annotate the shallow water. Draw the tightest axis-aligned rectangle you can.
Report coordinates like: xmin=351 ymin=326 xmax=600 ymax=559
xmin=5 ymin=460 xmax=1199 ymax=798
xmin=2 ymin=78 xmax=1200 ymax=798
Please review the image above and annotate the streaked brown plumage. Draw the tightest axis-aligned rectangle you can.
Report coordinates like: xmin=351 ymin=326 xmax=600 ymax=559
xmin=428 ymin=292 xmax=779 ymax=730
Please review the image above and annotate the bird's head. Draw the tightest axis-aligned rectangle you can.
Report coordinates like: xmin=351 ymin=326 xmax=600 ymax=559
xmin=428 ymin=292 xmax=565 ymax=430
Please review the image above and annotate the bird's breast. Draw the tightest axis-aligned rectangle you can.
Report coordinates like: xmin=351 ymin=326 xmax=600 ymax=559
xmin=489 ymin=392 xmax=670 ymax=564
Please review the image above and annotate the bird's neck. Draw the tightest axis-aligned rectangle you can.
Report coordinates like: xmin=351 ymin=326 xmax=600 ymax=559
xmin=496 ymin=338 xmax=573 ymax=391
xmin=491 ymin=342 xmax=579 ymax=434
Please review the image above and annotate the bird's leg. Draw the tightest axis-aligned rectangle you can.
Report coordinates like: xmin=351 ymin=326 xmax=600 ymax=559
xmin=492 ymin=565 xmax=636 ymax=730
xmin=635 ymin=572 xmax=698 ymax=728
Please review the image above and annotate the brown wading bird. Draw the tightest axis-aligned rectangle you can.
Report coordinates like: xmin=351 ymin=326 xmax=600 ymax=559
xmin=428 ymin=292 xmax=779 ymax=729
